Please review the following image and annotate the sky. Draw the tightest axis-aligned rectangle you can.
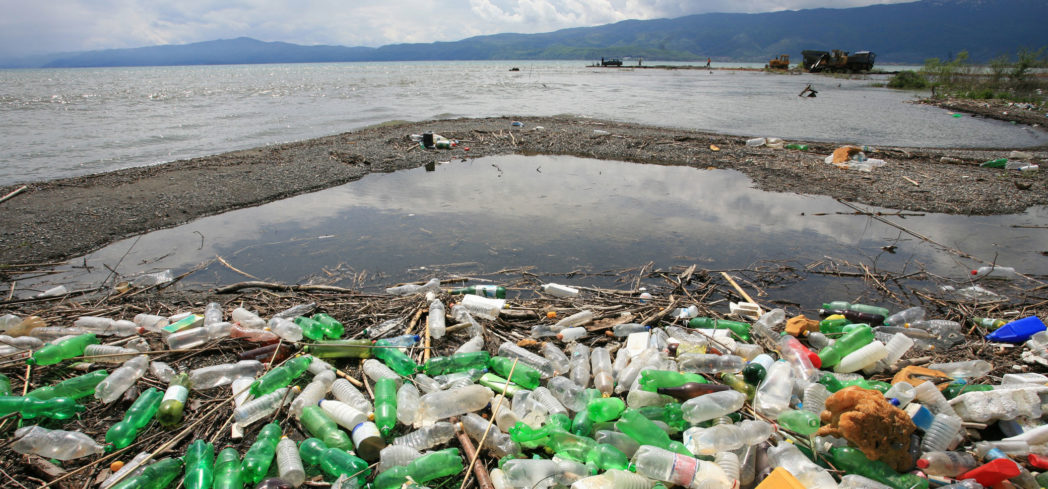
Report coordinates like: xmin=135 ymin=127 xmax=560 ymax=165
xmin=0 ymin=0 xmax=917 ymax=57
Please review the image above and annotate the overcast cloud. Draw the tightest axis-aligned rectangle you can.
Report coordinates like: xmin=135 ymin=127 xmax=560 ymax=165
xmin=0 ymin=0 xmax=915 ymax=57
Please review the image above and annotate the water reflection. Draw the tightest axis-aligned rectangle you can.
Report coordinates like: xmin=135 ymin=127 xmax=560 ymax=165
xmin=15 ymin=155 xmax=1047 ymax=308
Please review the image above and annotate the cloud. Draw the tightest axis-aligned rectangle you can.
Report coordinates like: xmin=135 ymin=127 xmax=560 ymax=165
xmin=0 ymin=0 xmax=916 ymax=57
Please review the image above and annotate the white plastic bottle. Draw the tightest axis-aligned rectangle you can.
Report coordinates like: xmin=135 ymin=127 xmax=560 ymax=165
xmin=541 ymin=342 xmax=571 ymax=374
xmin=385 ymin=278 xmax=440 ymax=296
xmin=134 ymin=313 xmax=170 ymax=332
xmin=971 ymin=265 xmax=1019 ymax=280
xmin=73 ymin=317 xmax=142 ymax=336
xmin=921 ymin=413 xmax=963 ymax=452
xmin=835 ymin=341 xmax=887 ymax=373
xmin=927 ymin=360 xmax=992 ymax=379
xmin=276 ymin=436 xmax=306 ymax=487
xmin=524 ymin=386 xmax=568 ymax=416
xmin=320 ymin=400 xmax=369 ymax=431
xmin=541 ymin=283 xmax=579 ymax=298
xmin=331 ymin=378 xmax=373 ymax=413
xmin=455 ymin=335 xmax=485 ymax=354
xmin=556 ymin=327 xmax=587 ymax=342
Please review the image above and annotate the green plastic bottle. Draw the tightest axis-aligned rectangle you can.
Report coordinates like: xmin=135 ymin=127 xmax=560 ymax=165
xmin=250 ymin=356 xmax=313 ymax=397
xmin=980 ymin=158 xmax=1008 ymax=169
xmin=0 ymin=395 xmax=84 ymax=419
xmin=785 ymin=143 xmax=809 ymax=151
xmin=974 ymin=317 xmax=1007 ymax=330
xmin=372 ymin=448 xmax=463 ymax=489
xmin=720 ymin=373 xmax=756 ymax=400
xmin=637 ymin=370 xmax=707 ymax=392
xmin=27 ymin=369 xmax=108 ymax=400
xmin=27 ymin=333 xmax=99 ymax=366
xmin=614 ymin=409 xmax=690 ymax=455
xmin=106 ymin=387 xmax=164 ymax=451
xmin=509 ymin=413 xmax=573 ymax=444
xmin=586 ymin=443 xmax=629 ymax=471
xmin=687 ymin=318 xmax=752 ymax=341
xmin=943 ymin=383 xmax=994 ymax=399
xmin=423 ymin=351 xmax=491 ymax=375
xmin=157 ymin=373 xmax=192 ymax=427
xmin=450 ymin=285 xmax=507 ymax=299
xmin=586 ymin=397 xmax=626 ymax=423
xmin=571 ymin=410 xmax=594 ymax=437
xmin=777 ymin=409 xmax=820 ymax=436
xmin=300 ymin=405 xmax=352 ymax=450
xmin=816 ymin=324 xmax=873 ymax=368
xmin=827 ymin=446 xmax=929 ymax=489
xmin=111 ymin=457 xmax=185 ymax=489
xmin=213 ymin=447 xmax=243 ymax=489
xmin=0 ymin=373 xmax=10 ymax=396
xmin=638 ymin=403 xmax=688 ymax=432
xmin=548 ymin=429 xmax=596 ymax=461
xmin=294 ymin=316 xmax=327 ymax=341
xmin=183 ymin=440 xmax=216 ymax=489
xmin=242 ymin=422 xmax=282 ymax=484
xmin=374 ymin=378 xmax=398 ymax=436
xmin=488 ymin=356 xmax=541 ymax=389
xmin=311 ymin=313 xmax=345 ymax=339
xmin=818 ymin=316 xmax=850 ymax=335
xmin=373 ymin=339 xmax=419 ymax=376
xmin=302 ymin=339 xmax=373 ymax=359
xmin=821 ymin=301 xmax=890 ymax=319
xmin=477 ymin=373 xmax=525 ymax=397
xmin=298 ymin=437 xmax=370 ymax=480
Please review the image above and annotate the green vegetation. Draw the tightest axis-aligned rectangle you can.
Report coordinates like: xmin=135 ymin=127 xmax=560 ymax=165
xmin=910 ymin=48 xmax=1048 ymax=102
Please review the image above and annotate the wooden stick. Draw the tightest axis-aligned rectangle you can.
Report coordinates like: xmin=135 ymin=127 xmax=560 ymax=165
xmin=902 ymin=176 xmax=920 ymax=186
xmin=0 ymin=185 xmax=28 ymax=204
xmin=720 ymin=271 xmax=764 ymax=317
xmin=216 ymin=255 xmax=261 ymax=281
xmin=455 ymin=422 xmax=494 ymax=489
xmin=213 ymin=281 xmax=362 ymax=294
xmin=459 ymin=359 xmax=517 ymax=489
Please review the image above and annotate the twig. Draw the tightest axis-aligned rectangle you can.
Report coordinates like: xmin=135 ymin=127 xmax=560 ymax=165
xmin=216 ymin=255 xmax=261 ymax=281
xmin=0 ymin=185 xmax=28 ymax=204
xmin=902 ymin=176 xmax=920 ymax=186
xmin=214 ymin=281 xmax=361 ymax=294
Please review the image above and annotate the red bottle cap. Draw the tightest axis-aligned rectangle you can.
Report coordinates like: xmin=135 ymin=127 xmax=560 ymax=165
xmin=916 ymin=459 xmax=929 ymax=469
xmin=971 ymin=270 xmax=978 ymax=275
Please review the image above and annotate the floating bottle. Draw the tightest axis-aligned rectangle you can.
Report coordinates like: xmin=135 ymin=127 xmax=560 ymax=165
xmin=110 ymin=458 xmax=184 ymax=489
xmin=251 ymin=356 xmax=312 ymax=397
xmin=190 ymin=360 xmax=264 ymax=390
xmin=971 ymin=265 xmax=1020 ymax=280
xmin=423 ymin=351 xmax=490 ymax=376
xmin=243 ymin=422 xmax=282 ymax=485
xmin=385 ymin=278 xmax=440 ymax=296
xmin=27 ymin=333 xmax=99 ymax=366
xmin=27 ymin=369 xmax=108 ymax=400
xmin=299 ymin=437 xmax=370 ymax=480
xmin=631 ymin=445 xmax=732 ymax=489
xmin=311 ymin=313 xmax=345 ymax=339
xmin=106 ymin=387 xmax=164 ymax=451
xmin=95 ymin=354 xmax=150 ymax=403
xmin=884 ymin=306 xmax=925 ymax=326
xmin=393 ymin=421 xmax=457 ymax=450
xmin=498 ymin=342 xmax=556 ymax=378
xmin=822 ymin=301 xmax=890 ymax=319
xmin=11 ymin=425 xmax=105 ymax=460
xmin=489 ymin=356 xmax=541 ymax=389
xmin=183 ymin=440 xmax=216 ymax=489
xmin=276 ymin=437 xmax=305 ymax=487
xmin=214 ymin=447 xmax=242 ymax=489
xmin=451 ymin=285 xmax=506 ymax=298
xmin=687 ymin=318 xmax=751 ymax=341
xmin=157 ymin=373 xmax=192 ymax=427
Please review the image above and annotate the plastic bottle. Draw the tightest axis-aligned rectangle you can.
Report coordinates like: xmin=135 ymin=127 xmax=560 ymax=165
xmin=183 ymin=440 xmax=216 ymax=489
xmin=311 ymin=313 xmax=345 ymax=339
xmin=369 ymin=377 xmax=397 ymax=436
xmin=451 ymin=285 xmax=507 ymax=298
xmin=609 ymin=323 xmax=650 ymax=338
xmin=917 ymin=451 xmax=978 ymax=476
xmin=386 ymin=278 xmax=440 ymax=296
xmin=677 ymin=390 xmax=745 ymax=423
xmin=101 ymin=451 xmax=152 ymax=489
xmin=27 ymin=333 xmax=99 ymax=366
xmin=82 ymin=344 xmax=139 ymax=363
xmin=263 ymin=317 xmax=302 ymax=343
xmin=415 ymin=384 xmax=494 ymax=426
xmin=373 ymin=338 xmax=420 ymax=377
xmin=230 ymin=307 xmax=266 ymax=329
xmin=745 ymin=137 xmax=766 ymax=147
xmin=105 ymin=387 xmax=163 ymax=451
xmin=677 ymin=353 xmax=745 ymax=374
xmin=986 ymin=316 xmax=1047 ymax=343
xmin=687 ymin=318 xmax=751 ymax=342
xmin=928 ymin=359 xmax=992 ymax=379
xmin=912 ymin=380 xmax=957 ymax=416
xmin=867 ymin=332 xmax=914 ymax=373
xmin=684 ymin=420 xmax=773 ymax=455
xmin=363 ymin=358 xmax=401 ymax=385
xmin=299 ymin=404 xmax=352 ymax=450
xmin=298 ymin=437 xmax=370 ymax=481
xmin=615 ymin=409 xmax=689 ymax=454
xmin=591 ymin=347 xmax=614 ymax=396
xmin=212 ymin=447 xmax=242 ymax=489
xmin=157 ymin=372 xmax=192 ymax=426
xmin=498 ymin=342 xmax=556 ymax=378
xmin=538 ymin=342 xmax=570 ymax=375
xmin=817 ymin=324 xmax=873 ymax=368
xmin=274 ymin=437 xmax=305 ymax=487
xmin=884 ymin=306 xmax=926 ymax=326
xmin=434 ymin=369 xmax=482 ymax=389
xmin=423 ymin=299 xmax=446 ymax=340
xmin=631 ymin=445 xmax=732 ymax=489
xmin=190 ymin=360 xmax=264 ymax=391
xmin=556 ymin=327 xmax=586 ymax=342
xmin=242 ymin=422 xmax=282 ymax=484
xmin=11 ymin=425 xmax=105 ymax=460
xmin=835 ymin=340 xmax=887 ymax=373
xmin=27 ymin=369 xmax=108 ymax=400
xmin=331 ymin=378 xmax=373 ymax=413
xmin=319 ymin=400 xmax=368 ymax=432
xmin=393 ymin=421 xmax=457 ymax=450
xmin=73 ymin=317 xmax=143 ymax=336
xmin=166 ymin=321 xmax=233 ymax=350
xmin=541 ymin=283 xmax=579 ymax=298
xmin=826 ymin=446 xmax=929 ymax=489
xmin=974 ymin=317 xmax=1007 ymax=330
xmin=546 ymin=376 xmax=586 ymax=412
xmin=527 ymin=386 xmax=569 ymax=416
xmin=777 ymin=409 xmax=820 ymax=435
xmin=568 ymin=344 xmax=591 ymax=388
xmin=290 ymin=370 xmax=335 ymax=417
xmin=765 ymin=442 xmax=837 ymax=489
xmin=110 ymin=458 xmax=184 ymax=489
xmin=0 ymin=395 xmax=84 ymax=419
xmin=423 ymin=351 xmax=490 ymax=376
xmin=971 ymin=265 xmax=1020 ymax=280
xmin=241 ymin=342 xmax=293 ymax=365
xmin=802 ymin=383 xmax=830 ymax=414
xmin=378 ymin=445 xmax=422 ymax=473
xmin=554 ymin=310 xmax=594 ymax=330
xmin=396 ymin=382 xmax=421 ymax=425
xmin=251 ymin=356 xmax=312 ymax=397
xmin=455 ymin=335 xmax=485 ymax=354
xmin=372 ymin=448 xmax=463 ymax=489
xmin=488 ymin=356 xmax=541 ymax=389
xmin=460 ymin=412 xmax=521 ymax=457
xmin=921 ymin=413 xmax=963 ymax=452
xmin=95 ymin=354 xmax=149 ymax=403
xmin=133 ymin=313 xmax=169 ymax=332
xmin=348 ymin=421 xmax=385 ymax=463
xmin=753 ymin=361 xmax=793 ymax=418
xmin=502 ymin=458 xmax=590 ymax=489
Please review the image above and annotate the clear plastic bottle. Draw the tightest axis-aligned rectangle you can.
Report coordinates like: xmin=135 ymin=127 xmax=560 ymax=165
xmin=753 ymin=361 xmax=793 ymax=418
xmin=952 ymin=388 xmax=1041 ymax=423
xmin=526 ymin=386 xmax=568 ymax=416
xmin=231 ymin=307 xmax=266 ymax=329
xmin=273 ymin=303 xmax=317 ymax=320
xmin=867 ymin=332 xmax=914 ymax=373
xmin=631 ymin=445 xmax=732 ymax=489
xmin=835 ymin=341 xmax=887 ymax=373
xmin=491 ymin=394 xmax=521 ymax=432
xmin=838 ymin=474 xmax=894 ymax=489
xmin=460 ymin=412 xmax=521 ymax=457
xmin=684 ymin=420 xmax=773 ymax=455
xmin=884 ymin=306 xmax=925 ymax=326
xmin=594 ymin=430 xmax=640 ymax=458
xmin=614 ymin=348 xmax=657 ymax=394
xmin=190 ymin=360 xmax=264 ymax=390
xmin=971 ymin=265 xmax=1020 ymax=280
xmin=393 ymin=421 xmax=457 ymax=450
xmin=268 ymin=317 xmax=303 ymax=343
xmin=306 ymin=356 xmax=335 ymax=375
xmin=498 ymin=342 xmax=556 ymax=378
xmin=84 ymin=344 xmax=142 ymax=363
xmin=150 ymin=361 xmax=176 ymax=383
xmin=541 ymin=342 xmax=571 ymax=374
xmin=11 ymin=425 xmax=105 ymax=460
xmin=457 ymin=294 xmax=505 ymax=320
xmin=677 ymin=353 xmax=745 ymax=374
xmin=921 ymin=413 xmax=963 ymax=452
xmin=95 ymin=355 xmax=149 ymax=403
xmin=928 ymin=360 xmax=992 ymax=379
xmin=714 ymin=452 xmax=741 ymax=486
xmin=557 ymin=327 xmax=587 ymax=342
xmin=415 ymin=384 xmax=494 ymax=426
xmin=626 ymin=389 xmax=674 ymax=409
xmin=100 ymin=450 xmax=152 ymax=489
xmin=883 ymin=382 xmax=916 ymax=406
xmin=547 ymin=376 xmax=585 ymax=412
xmin=397 ymin=382 xmax=422 ymax=425
xmin=134 ymin=313 xmax=169 ymax=332
xmin=330 ymin=378 xmax=373 ymax=413
xmin=386 ymin=278 xmax=440 ymax=296
xmin=319 ymin=399 xmax=369 ymax=431
xmin=680 ymin=390 xmax=746 ymax=423
xmin=290 ymin=370 xmax=336 ymax=416
xmin=203 ymin=302 xmax=224 ymax=327
xmin=751 ymin=308 xmax=785 ymax=343
xmin=378 ymin=444 xmax=422 ymax=473
xmin=276 ymin=436 xmax=306 ymax=487
xmin=455 ymin=335 xmax=485 ymax=354
xmin=802 ymin=383 xmax=830 ymax=415
xmin=554 ymin=310 xmax=594 ymax=330
xmin=233 ymin=386 xmax=298 ymax=427
xmin=917 ymin=451 xmax=978 ymax=476
xmin=765 ymin=442 xmax=838 ymax=489
xmin=428 ymin=299 xmax=446 ymax=339
xmin=540 ymin=283 xmax=579 ymax=298
xmin=591 ymin=347 xmax=614 ymax=396
xmin=73 ymin=317 xmax=142 ymax=336
xmin=503 ymin=458 xmax=590 ymax=489
xmin=913 ymin=380 xmax=958 ymax=416
xmin=413 ymin=374 xmax=442 ymax=394
xmin=363 ymin=359 xmax=401 ymax=385
xmin=568 ymin=344 xmax=591 ymax=388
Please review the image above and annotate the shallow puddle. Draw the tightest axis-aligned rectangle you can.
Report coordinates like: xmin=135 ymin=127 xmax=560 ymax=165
xmin=15 ymin=155 xmax=1047 ymax=308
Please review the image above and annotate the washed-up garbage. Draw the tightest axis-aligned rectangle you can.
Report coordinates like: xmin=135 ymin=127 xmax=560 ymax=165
xmin=825 ymin=145 xmax=887 ymax=171
xmin=0 ymin=271 xmax=1046 ymax=489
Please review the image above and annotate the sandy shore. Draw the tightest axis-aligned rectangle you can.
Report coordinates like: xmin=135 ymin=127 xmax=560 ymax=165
xmin=1 ymin=115 xmax=1046 ymax=266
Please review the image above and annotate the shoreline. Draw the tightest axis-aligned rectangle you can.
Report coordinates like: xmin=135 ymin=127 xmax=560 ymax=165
xmin=1 ymin=115 xmax=1046 ymax=266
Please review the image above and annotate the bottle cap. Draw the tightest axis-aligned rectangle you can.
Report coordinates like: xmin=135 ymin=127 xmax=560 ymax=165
xmin=916 ymin=458 xmax=929 ymax=469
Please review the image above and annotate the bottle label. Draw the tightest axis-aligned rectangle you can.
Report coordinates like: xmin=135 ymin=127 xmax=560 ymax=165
xmin=163 ymin=384 xmax=189 ymax=404
xmin=477 ymin=285 xmax=498 ymax=297
xmin=670 ymin=453 xmax=698 ymax=487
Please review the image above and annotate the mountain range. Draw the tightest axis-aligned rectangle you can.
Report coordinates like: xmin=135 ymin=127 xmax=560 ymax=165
xmin=4 ymin=0 xmax=1046 ymax=68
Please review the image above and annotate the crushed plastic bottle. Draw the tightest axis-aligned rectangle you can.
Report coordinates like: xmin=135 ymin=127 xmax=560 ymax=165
xmin=11 ymin=425 xmax=105 ymax=460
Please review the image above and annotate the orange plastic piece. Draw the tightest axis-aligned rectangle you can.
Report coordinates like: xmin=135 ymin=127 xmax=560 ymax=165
xmin=832 ymin=146 xmax=863 ymax=164
xmin=110 ymin=460 xmax=124 ymax=472
xmin=755 ymin=467 xmax=806 ymax=489
xmin=892 ymin=365 xmax=951 ymax=388
xmin=785 ymin=315 xmax=819 ymax=337
xmin=546 ymin=311 xmax=557 ymax=319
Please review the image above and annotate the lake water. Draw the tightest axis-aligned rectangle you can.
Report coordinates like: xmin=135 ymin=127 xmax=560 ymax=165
xmin=18 ymin=155 xmax=1047 ymax=309
xmin=2 ymin=60 xmax=1047 ymax=186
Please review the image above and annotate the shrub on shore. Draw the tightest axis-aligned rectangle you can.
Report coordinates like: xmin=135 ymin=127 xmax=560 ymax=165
xmin=887 ymin=70 xmax=928 ymax=89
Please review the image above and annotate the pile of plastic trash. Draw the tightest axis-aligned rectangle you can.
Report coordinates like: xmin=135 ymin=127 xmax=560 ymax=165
xmin=1 ymin=278 xmax=1047 ymax=489
xmin=979 ymin=151 xmax=1040 ymax=172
